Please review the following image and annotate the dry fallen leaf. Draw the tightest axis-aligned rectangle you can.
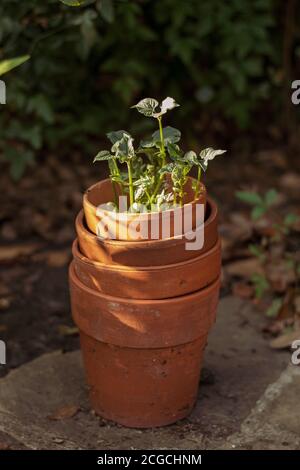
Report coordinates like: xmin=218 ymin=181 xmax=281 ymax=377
xmin=232 ymin=282 xmax=254 ymax=299
xmin=226 ymin=257 xmax=264 ymax=278
xmin=33 ymin=248 xmax=71 ymax=267
xmin=257 ymin=149 xmax=287 ymax=170
xmin=280 ymin=172 xmax=300 ymax=193
xmin=265 ymin=261 xmax=296 ymax=293
xmin=58 ymin=325 xmax=79 ymax=336
xmin=269 ymin=329 xmax=300 ymax=349
xmin=48 ymin=404 xmax=80 ymax=421
xmin=0 ymin=243 xmax=42 ymax=263
xmin=0 ymin=222 xmax=17 ymax=241
xmin=0 ymin=297 xmax=12 ymax=310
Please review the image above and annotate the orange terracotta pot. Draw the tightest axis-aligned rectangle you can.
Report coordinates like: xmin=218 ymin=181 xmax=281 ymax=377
xmin=83 ymin=177 xmax=206 ymax=241
xmin=76 ymin=197 xmax=218 ymax=267
xmin=72 ymin=237 xmax=221 ymax=299
xmin=69 ymin=262 xmax=220 ymax=428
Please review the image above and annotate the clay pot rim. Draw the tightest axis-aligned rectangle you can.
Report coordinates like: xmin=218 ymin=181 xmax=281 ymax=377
xmin=83 ymin=177 xmax=206 ymax=219
xmin=76 ymin=196 xmax=217 ymax=248
xmin=69 ymin=261 xmax=221 ymax=306
xmin=72 ymin=237 xmax=221 ymax=273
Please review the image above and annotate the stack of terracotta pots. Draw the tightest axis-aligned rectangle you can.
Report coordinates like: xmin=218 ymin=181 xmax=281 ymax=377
xmin=69 ymin=177 xmax=221 ymax=428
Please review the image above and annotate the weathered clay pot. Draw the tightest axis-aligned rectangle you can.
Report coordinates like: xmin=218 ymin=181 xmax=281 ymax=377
xmin=76 ymin=197 xmax=218 ymax=267
xmin=72 ymin=237 xmax=221 ymax=299
xmin=69 ymin=262 xmax=220 ymax=427
xmin=83 ymin=177 xmax=206 ymax=240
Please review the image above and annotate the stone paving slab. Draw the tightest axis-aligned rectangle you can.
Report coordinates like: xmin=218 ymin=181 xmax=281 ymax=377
xmin=0 ymin=296 xmax=297 ymax=450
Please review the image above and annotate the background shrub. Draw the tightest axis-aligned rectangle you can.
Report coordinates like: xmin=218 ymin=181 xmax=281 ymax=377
xmin=0 ymin=0 xmax=298 ymax=178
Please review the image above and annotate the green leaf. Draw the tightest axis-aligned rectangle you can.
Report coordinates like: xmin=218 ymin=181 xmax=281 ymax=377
xmin=152 ymin=126 xmax=181 ymax=144
xmin=167 ymin=142 xmax=181 ymax=161
xmin=284 ymin=213 xmax=299 ymax=226
xmin=184 ymin=150 xmax=198 ymax=165
xmin=93 ymin=150 xmax=112 ymax=162
xmin=235 ymin=191 xmax=264 ymax=206
xmin=266 ymin=298 xmax=283 ymax=318
xmin=97 ymin=0 xmax=114 ymax=23
xmin=248 ymin=243 xmax=266 ymax=261
xmin=159 ymin=163 xmax=175 ymax=175
xmin=139 ymin=139 xmax=157 ymax=149
xmin=0 ymin=55 xmax=30 ymax=77
xmin=59 ymin=0 xmax=86 ymax=6
xmin=251 ymin=273 xmax=269 ymax=299
xmin=27 ymin=94 xmax=55 ymax=124
xmin=107 ymin=130 xmax=129 ymax=144
xmin=131 ymin=98 xmax=159 ymax=117
xmin=4 ymin=148 xmax=34 ymax=181
xmin=251 ymin=205 xmax=266 ymax=220
xmin=265 ymin=188 xmax=278 ymax=206
xmin=112 ymin=132 xmax=135 ymax=159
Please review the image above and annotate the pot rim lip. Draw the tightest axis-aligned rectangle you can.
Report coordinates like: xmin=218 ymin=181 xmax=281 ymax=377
xmin=76 ymin=196 xmax=217 ymax=248
xmin=69 ymin=261 xmax=220 ymax=306
xmin=72 ymin=237 xmax=221 ymax=273
xmin=83 ymin=177 xmax=206 ymax=218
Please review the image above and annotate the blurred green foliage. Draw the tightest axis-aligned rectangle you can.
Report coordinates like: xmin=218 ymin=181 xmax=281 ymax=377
xmin=0 ymin=0 xmax=285 ymax=178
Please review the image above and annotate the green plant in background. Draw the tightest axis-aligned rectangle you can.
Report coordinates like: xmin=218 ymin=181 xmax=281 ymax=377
xmin=0 ymin=0 xmax=282 ymax=179
xmin=236 ymin=188 xmax=279 ymax=220
xmin=94 ymin=97 xmax=226 ymax=211
xmin=236 ymin=188 xmax=298 ymax=236
xmin=0 ymin=55 xmax=30 ymax=77
xmin=236 ymin=189 xmax=300 ymax=318
xmin=59 ymin=0 xmax=87 ymax=6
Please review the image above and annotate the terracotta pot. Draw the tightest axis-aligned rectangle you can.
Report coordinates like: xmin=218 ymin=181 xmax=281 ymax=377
xmin=76 ymin=196 xmax=218 ymax=267
xmin=72 ymin=237 xmax=221 ymax=299
xmin=83 ymin=177 xmax=206 ymax=241
xmin=69 ymin=262 xmax=220 ymax=427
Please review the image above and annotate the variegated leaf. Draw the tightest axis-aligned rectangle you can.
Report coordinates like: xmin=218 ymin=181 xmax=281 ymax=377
xmin=93 ymin=150 xmax=112 ymax=162
xmin=152 ymin=126 xmax=181 ymax=144
xmin=131 ymin=98 xmax=159 ymax=117
xmin=160 ymin=97 xmax=179 ymax=115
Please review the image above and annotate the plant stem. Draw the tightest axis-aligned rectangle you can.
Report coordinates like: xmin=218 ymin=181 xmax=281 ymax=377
xmin=112 ymin=158 xmax=124 ymax=195
xmin=112 ymin=180 xmax=118 ymax=209
xmin=127 ymin=160 xmax=134 ymax=208
xmin=157 ymin=116 xmax=166 ymax=166
xmin=179 ymin=189 xmax=183 ymax=207
xmin=150 ymin=174 xmax=164 ymax=204
xmin=149 ymin=116 xmax=166 ymax=205
xmin=195 ymin=166 xmax=202 ymax=199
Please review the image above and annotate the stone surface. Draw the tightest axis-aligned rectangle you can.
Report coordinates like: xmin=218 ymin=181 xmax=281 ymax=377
xmin=0 ymin=296 xmax=298 ymax=450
